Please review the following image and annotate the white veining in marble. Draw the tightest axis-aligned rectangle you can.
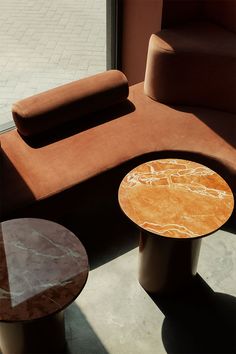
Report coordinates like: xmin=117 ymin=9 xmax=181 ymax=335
xmin=0 ymin=219 xmax=89 ymax=311
xmin=140 ymin=221 xmax=199 ymax=238
xmin=119 ymin=159 xmax=234 ymax=238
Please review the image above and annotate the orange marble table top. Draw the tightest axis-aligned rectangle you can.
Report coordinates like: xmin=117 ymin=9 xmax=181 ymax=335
xmin=118 ymin=159 xmax=234 ymax=239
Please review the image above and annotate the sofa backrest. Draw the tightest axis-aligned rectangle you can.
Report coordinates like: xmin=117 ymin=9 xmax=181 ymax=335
xmin=162 ymin=0 xmax=202 ymax=28
xmin=162 ymin=0 xmax=236 ymax=33
xmin=203 ymin=1 xmax=236 ymax=33
xmin=145 ymin=0 xmax=236 ymax=113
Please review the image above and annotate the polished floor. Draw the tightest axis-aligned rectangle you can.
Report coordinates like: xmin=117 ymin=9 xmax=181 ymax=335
xmin=65 ymin=226 xmax=236 ymax=354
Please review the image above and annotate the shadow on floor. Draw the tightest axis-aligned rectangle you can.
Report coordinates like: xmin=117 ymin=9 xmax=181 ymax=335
xmin=65 ymin=303 xmax=109 ymax=354
xmin=148 ymin=274 xmax=236 ymax=354
xmin=86 ymin=217 xmax=139 ymax=270
xmin=62 ymin=206 xmax=139 ymax=270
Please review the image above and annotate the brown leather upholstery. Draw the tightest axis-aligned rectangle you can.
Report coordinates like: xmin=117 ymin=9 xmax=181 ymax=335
xmin=12 ymin=70 xmax=129 ymax=137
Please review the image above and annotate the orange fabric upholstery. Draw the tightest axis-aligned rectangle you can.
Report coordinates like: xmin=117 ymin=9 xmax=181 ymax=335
xmin=12 ymin=70 xmax=129 ymax=137
xmin=1 ymin=1 xmax=236 ymax=228
xmin=203 ymin=0 xmax=236 ymax=33
xmin=162 ymin=0 xmax=236 ymax=32
xmin=144 ymin=22 xmax=236 ymax=113
xmin=1 ymin=83 xmax=235 ymax=220
xmin=162 ymin=0 xmax=202 ymax=28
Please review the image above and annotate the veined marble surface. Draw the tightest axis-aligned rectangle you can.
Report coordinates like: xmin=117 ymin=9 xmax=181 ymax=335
xmin=0 ymin=218 xmax=89 ymax=322
xmin=118 ymin=159 xmax=234 ymax=239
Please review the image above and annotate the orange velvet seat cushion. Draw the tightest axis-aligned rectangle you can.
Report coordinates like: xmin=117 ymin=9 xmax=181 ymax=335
xmin=1 ymin=83 xmax=235 ymax=218
xmin=12 ymin=70 xmax=129 ymax=137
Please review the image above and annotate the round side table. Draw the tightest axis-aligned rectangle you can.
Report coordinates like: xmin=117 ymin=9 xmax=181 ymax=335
xmin=0 ymin=218 xmax=89 ymax=354
xmin=118 ymin=159 xmax=234 ymax=294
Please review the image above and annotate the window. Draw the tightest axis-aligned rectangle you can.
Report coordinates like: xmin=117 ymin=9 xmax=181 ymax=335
xmin=0 ymin=0 xmax=106 ymax=132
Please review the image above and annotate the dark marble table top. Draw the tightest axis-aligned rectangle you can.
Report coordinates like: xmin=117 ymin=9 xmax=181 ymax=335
xmin=0 ymin=218 xmax=89 ymax=322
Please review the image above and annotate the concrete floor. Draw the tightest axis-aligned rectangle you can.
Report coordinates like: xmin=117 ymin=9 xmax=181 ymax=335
xmin=64 ymin=227 xmax=236 ymax=354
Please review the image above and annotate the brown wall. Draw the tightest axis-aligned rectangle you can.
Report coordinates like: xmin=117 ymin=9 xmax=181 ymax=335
xmin=120 ymin=0 xmax=163 ymax=85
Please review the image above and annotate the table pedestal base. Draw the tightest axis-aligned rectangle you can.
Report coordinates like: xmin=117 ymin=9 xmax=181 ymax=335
xmin=139 ymin=230 xmax=202 ymax=294
xmin=0 ymin=311 xmax=65 ymax=354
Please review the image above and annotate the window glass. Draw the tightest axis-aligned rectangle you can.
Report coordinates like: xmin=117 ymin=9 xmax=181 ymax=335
xmin=0 ymin=0 xmax=106 ymax=132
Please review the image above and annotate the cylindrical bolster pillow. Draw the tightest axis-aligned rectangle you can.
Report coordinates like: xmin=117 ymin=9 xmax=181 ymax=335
xmin=12 ymin=70 xmax=129 ymax=137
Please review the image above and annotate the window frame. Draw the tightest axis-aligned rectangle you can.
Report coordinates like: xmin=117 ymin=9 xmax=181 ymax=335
xmin=106 ymin=0 xmax=122 ymax=70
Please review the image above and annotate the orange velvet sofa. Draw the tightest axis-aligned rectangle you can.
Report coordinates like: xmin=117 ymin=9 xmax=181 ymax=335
xmin=1 ymin=2 xmax=235 ymax=232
